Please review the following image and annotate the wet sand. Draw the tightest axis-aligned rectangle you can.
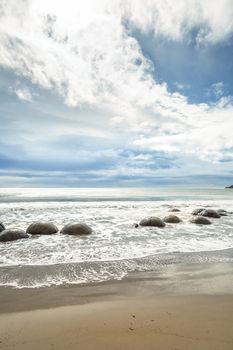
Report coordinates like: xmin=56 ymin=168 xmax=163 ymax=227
xmin=1 ymin=261 xmax=233 ymax=349
xmin=1 ymin=295 xmax=233 ymax=350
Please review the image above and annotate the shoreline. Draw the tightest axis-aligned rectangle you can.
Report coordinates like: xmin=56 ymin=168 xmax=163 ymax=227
xmin=1 ymin=255 xmax=233 ymax=313
xmin=1 ymin=247 xmax=233 ymax=292
xmin=1 ymin=260 xmax=233 ymax=349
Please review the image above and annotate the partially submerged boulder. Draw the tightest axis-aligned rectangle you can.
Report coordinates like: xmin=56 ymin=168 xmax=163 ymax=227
xmin=139 ymin=217 xmax=165 ymax=228
xmin=199 ymin=209 xmax=220 ymax=218
xmin=191 ymin=208 xmax=205 ymax=215
xmin=0 ymin=229 xmax=29 ymax=242
xmin=26 ymin=222 xmax=58 ymax=235
xmin=61 ymin=223 xmax=92 ymax=235
xmin=0 ymin=222 xmax=5 ymax=233
xmin=163 ymin=215 xmax=181 ymax=223
xmin=168 ymin=208 xmax=180 ymax=212
xmin=217 ymin=209 xmax=228 ymax=216
xmin=190 ymin=216 xmax=211 ymax=225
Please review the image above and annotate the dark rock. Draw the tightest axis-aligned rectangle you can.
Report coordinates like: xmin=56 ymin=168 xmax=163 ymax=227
xmin=225 ymin=185 xmax=233 ymax=189
xmin=0 ymin=222 xmax=5 ymax=233
xmin=26 ymin=222 xmax=58 ymax=235
xmin=190 ymin=216 xmax=212 ymax=225
xmin=0 ymin=229 xmax=29 ymax=242
xmin=139 ymin=217 xmax=165 ymax=228
xmin=199 ymin=209 xmax=220 ymax=218
xmin=61 ymin=223 xmax=92 ymax=235
xmin=163 ymin=215 xmax=181 ymax=223
xmin=217 ymin=209 xmax=228 ymax=216
xmin=191 ymin=208 xmax=205 ymax=215
xmin=134 ymin=223 xmax=139 ymax=228
xmin=168 ymin=208 xmax=180 ymax=212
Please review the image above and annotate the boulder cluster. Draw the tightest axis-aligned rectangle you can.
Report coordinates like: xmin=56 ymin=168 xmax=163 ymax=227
xmin=136 ymin=207 xmax=230 ymax=228
xmin=0 ymin=222 xmax=92 ymax=242
xmin=139 ymin=214 xmax=182 ymax=227
xmin=0 ymin=208 xmax=230 ymax=242
xmin=188 ymin=208 xmax=230 ymax=225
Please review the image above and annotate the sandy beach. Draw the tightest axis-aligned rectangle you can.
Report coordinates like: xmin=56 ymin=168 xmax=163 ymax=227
xmin=1 ymin=295 xmax=233 ymax=350
xmin=1 ymin=260 xmax=233 ymax=350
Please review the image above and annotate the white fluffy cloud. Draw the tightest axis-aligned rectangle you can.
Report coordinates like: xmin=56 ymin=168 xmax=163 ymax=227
xmin=1 ymin=0 xmax=233 ymax=106
xmin=123 ymin=0 xmax=233 ymax=43
xmin=0 ymin=0 xmax=152 ymax=108
xmin=0 ymin=0 xmax=233 ymax=180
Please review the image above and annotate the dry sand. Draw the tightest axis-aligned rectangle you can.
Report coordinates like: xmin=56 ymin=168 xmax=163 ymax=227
xmin=1 ymin=261 xmax=233 ymax=349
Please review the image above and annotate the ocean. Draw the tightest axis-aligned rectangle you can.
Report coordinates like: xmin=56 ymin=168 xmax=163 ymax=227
xmin=0 ymin=187 xmax=233 ymax=288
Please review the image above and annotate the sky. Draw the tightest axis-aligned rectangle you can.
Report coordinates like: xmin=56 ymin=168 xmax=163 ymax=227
xmin=0 ymin=0 xmax=233 ymax=187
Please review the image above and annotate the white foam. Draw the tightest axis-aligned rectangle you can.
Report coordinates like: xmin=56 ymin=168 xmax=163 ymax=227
xmin=1 ymin=189 xmax=233 ymax=288
xmin=0 ymin=199 xmax=233 ymax=267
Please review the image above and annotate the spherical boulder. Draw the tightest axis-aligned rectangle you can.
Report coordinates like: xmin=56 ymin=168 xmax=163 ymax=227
xmin=217 ymin=209 xmax=227 ymax=216
xmin=191 ymin=208 xmax=205 ymax=215
xmin=163 ymin=215 xmax=181 ymax=223
xmin=190 ymin=216 xmax=211 ymax=225
xmin=0 ymin=229 xmax=29 ymax=242
xmin=199 ymin=209 xmax=220 ymax=218
xmin=168 ymin=208 xmax=180 ymax=212
xmin=0 ymin=222 xmax=5 ymax=233
xmin=26 ymin=222 xmax=58 ymax=235
xmin=61 ymin=223 xmax=92 ymax=236
xmin=139 ymin=217 xmax=165 ymax=228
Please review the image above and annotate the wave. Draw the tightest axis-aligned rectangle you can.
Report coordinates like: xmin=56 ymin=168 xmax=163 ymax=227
xmin=1 ymin=249 xmax=233 ymax=289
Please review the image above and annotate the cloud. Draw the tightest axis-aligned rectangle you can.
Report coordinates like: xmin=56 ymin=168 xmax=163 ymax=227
xmin=1 ymin=0 xmax=233 ymax=107
xmin=0 ymin=0 xmax=233 ymax=185
xmin=123 ymin=0 xmax=233 ymax=44
xmin=133 ymin=97 xmax=233 ymax=160
xmin=0 ymin=0 xmax=153 ymax=108
xmin=174 ymin=82 xmax=190 ymax=91
xmin=13 ymin=87 xmax=33 ymax=101
xmin=209 ymin=82 xmax=225 ymax=98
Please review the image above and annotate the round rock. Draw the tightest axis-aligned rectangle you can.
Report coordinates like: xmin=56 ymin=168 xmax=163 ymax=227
xmin=26 ymin=222 xmax=58 ymax=235
xmin=168 ymin=208 xmax=180 ymax=212
xmin=61 ymin=223 xmax=92 ymax=236
xmin=190 ymin=216 xmax=211 ymax=225
xmin=217 ymin=209 xmax=227 ymax=216
xmin=191 ymin=208 xmax=205 ymax=215
xmin=139 ymin=217 xmax=165 ymax=228
xmin=163 ymin=215 xmax=181 ymax=223
xmin=0 ymin=222 xmax=5 ymax=233
xmin=199 ymin=209 xmax=220 ymax=218
xmin=0 ymin=229 xmax=29 ymax=242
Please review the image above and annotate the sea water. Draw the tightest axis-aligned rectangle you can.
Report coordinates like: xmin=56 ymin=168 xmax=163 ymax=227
xmin=0 ymin=187 xmax=233 ymax=288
